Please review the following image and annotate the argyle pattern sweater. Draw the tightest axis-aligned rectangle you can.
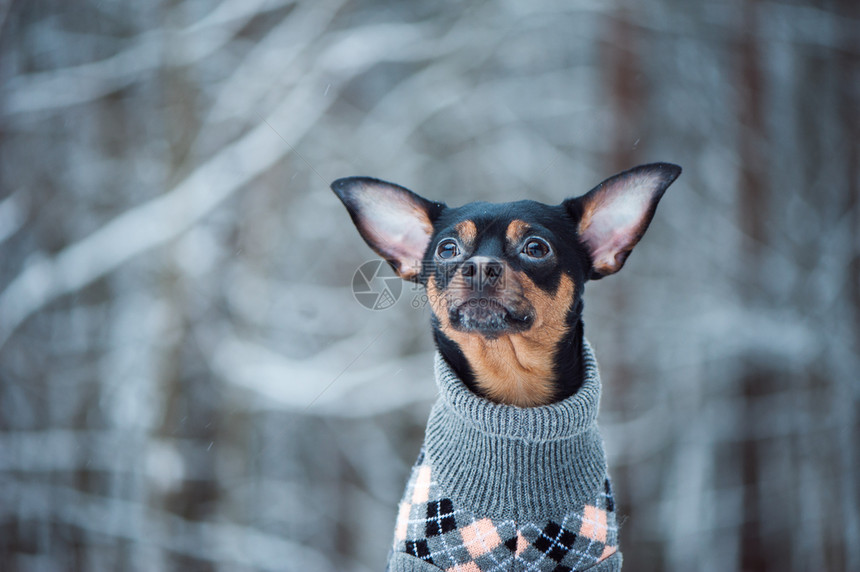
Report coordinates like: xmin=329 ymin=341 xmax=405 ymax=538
xmin=388 ymin=341 xmax=622 ymax=572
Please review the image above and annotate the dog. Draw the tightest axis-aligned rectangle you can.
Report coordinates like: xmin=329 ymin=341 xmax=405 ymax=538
xmin=332 ymin=163 xmax=681 ymax=571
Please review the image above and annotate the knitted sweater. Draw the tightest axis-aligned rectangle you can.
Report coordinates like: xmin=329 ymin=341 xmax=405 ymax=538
xmin=388 ymin=341 xmax=622 ymax=572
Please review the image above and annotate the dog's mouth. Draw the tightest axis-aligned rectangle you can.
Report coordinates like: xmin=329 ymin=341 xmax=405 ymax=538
xmin=448 ymin=297 xmax=533 ymax=337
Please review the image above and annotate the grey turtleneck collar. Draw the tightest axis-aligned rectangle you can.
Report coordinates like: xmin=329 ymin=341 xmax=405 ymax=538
xmin=425 ymin=339 xmax=608 ymax=521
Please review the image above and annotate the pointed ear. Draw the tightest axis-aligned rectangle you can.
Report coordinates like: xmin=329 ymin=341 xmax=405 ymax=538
xmin=565 ymin=163 xmax=681 ymax=279
xmin=331 ymin=177 xmax=445 ymax=281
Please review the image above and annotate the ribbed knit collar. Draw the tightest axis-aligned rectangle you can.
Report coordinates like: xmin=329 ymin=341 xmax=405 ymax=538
xmin=425 ymin=339 xmax=608 ymax=520
xmin=433 ymin=339 xmax=602 ymax=441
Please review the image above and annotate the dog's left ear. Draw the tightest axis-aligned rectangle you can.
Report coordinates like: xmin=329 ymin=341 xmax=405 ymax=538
xmin=565 ymin=163 xmax=681 ymax=280
xmin=331 ymin=177 xmax=445 ymax=281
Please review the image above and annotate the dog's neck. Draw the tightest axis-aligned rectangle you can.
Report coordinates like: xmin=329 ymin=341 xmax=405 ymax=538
xmin=433 ymin=312 xmax=586 ymax=406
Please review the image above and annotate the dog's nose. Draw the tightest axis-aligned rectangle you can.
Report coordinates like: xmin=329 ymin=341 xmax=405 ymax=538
xmin=462 ymin=256 xmax=504 ymax=290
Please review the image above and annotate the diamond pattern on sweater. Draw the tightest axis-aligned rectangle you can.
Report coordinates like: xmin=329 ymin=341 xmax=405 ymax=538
xmin=405 ymin=539 xmax=433 ymax=563
xmin=461 ymin=518 xmax=503 ymax=558
xmin=427 ymin=499 xmax=457 ymax=536
xmin=533 ymin=521 xmax=577 ymax=562
xmin=392 ymin=452 xmax=619 ymax=571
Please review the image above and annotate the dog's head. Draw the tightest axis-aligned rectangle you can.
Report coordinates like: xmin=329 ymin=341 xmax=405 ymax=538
xmin=332 ymin=163 xmax=680 ymax=405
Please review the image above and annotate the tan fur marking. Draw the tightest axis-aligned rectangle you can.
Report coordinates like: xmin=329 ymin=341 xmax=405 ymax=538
xmin=576 ymin=192 xmax=604 ymax=237
xmin=576 ymin=192 xmax=615 ymax=276
xmin=454 ymin=220 xmax=477 ymax=247
xmin=427 ymin=273 xmax=576 ymax=407
xmin=505 ymin=220 xmax=530 ymax=246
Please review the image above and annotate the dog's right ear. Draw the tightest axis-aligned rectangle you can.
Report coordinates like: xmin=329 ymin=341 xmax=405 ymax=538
xmin=331 ymin=177 xmax=445 ymax=281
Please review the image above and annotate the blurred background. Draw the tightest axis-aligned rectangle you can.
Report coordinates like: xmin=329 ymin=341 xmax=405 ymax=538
xmin=0 ymin=0 xmax=858 ymax=570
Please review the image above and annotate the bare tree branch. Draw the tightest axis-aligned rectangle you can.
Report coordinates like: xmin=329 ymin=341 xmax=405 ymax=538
xmin=0 ymin=21 xmax=441 ymax=347
xmin=1 ymin=0 xmax=297 ymax=115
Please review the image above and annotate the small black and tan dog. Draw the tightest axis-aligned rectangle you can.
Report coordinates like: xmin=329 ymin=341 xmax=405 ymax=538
xmin=332 ymin=163 xmax=680 ymax=571
xmin=332 ymin=163 xmax=680 ymax=407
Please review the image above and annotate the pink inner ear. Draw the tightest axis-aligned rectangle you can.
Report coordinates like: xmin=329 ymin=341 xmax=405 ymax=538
xmin=354 ymin=190 xmax=434 ymax=278
xmin=578 ymin=173 xmax=662 ymax=275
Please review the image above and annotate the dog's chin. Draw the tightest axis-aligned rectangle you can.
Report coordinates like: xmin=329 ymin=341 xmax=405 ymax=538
xmin=449 ymin=299 xmax=533 ymax=338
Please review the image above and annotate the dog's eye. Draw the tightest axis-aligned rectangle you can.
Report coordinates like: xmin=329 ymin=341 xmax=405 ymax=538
xmin=436 ymin=239 xmax=460 ymax=260
xmin=522 ymin=238 xmax=550 ymax=259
